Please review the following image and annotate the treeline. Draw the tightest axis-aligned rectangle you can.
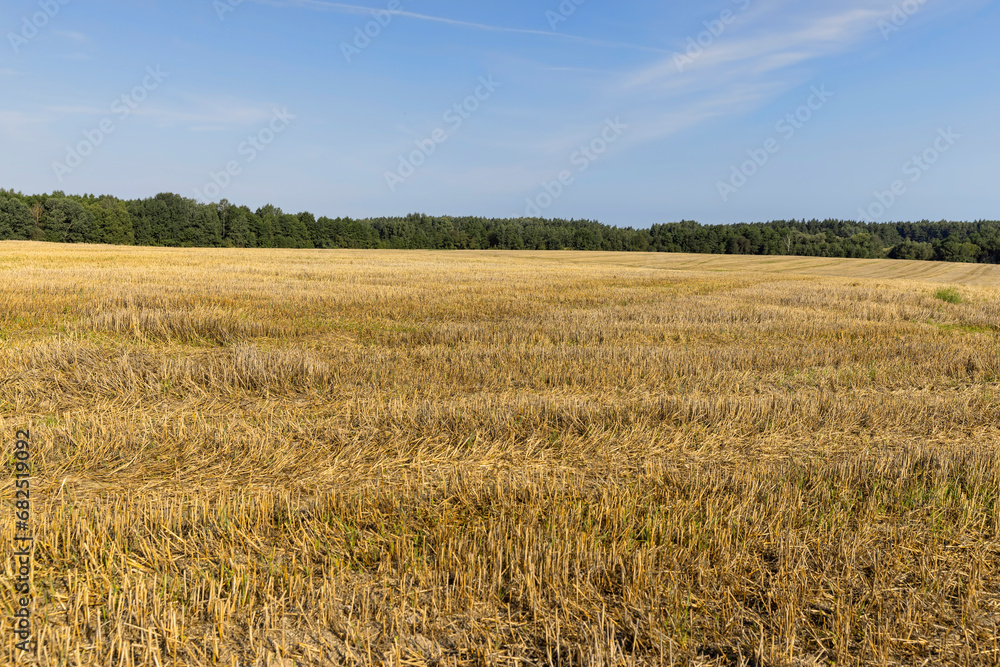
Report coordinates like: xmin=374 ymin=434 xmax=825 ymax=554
xmin=1 ymin=189 xmax=998 ymax=263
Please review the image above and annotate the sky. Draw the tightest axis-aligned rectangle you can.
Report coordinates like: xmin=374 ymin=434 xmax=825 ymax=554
xmin=0 ymin=0 xmax=997 ymax=227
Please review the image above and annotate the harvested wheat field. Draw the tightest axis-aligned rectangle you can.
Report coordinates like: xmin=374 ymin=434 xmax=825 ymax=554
xmin=2 ymin=241 xmax=1000 ymax=666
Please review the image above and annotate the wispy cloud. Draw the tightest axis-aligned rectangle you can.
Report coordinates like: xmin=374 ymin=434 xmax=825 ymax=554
xmin=0 ymin=110 xmax=48 ymax=139
xmin=606 ymin=1 xmax=965 ymax=146
xmin=45 ymin=105 xmax=105 ymax=116
xmin=130 ymin=101 xmax=276 ymax=131
xmin=253 ymin=0 xmax=670 ymax=53
xmin=54 ymin=29 xmax=88 ymax=43
xmin=627 ymin=81 xmax=788 ymax=146
xmin=490 ymin=0 xmax=968 ymax=191
xmin=38 ymin=98 xmax=277 ymax=132
xmin=625 ymin=7 xmax=887 ymax=92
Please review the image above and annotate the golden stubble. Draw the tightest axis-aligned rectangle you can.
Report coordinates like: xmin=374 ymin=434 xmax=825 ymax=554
xmin=1 ymin=242 xmax=999 ymax=665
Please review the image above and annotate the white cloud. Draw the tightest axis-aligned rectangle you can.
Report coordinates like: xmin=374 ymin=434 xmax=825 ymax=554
xmin=54 ymin=29 xmax=88 ymax=43
xmin=605 ymin=0 xmax=975 ymax=147
xmin=253 ymin=0 xmax=670 ymax=53
xmin=0 ymin=110 xmax=48 ymax=139
xmin=625 ymin=7 xmax=886 ymax=92
xmin=130 ymin=104 xmax=275 ymax=130
xmin=44 ymin=105 xmax=105 ymax=116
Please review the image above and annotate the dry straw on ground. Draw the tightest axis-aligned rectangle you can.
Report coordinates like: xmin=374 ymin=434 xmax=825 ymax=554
xmin=1 ymin=242 xmax=999 ymax=666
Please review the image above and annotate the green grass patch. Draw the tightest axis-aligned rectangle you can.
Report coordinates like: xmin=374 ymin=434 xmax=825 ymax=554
xmin=935 ymin=287 xmax=963 ymax=304
xmin=928 ymin=321 xmax=994 ymax=334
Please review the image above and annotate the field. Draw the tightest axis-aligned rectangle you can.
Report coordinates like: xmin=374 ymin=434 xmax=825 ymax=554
xmin=2 ymin=242 xmax=1000 ymax=666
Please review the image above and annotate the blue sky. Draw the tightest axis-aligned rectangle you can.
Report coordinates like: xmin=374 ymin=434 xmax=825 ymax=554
xmin=1 ymin=0 xmax=996 ymax=226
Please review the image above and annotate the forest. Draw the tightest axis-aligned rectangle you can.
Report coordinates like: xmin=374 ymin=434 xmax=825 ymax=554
xmin=1 ymin=188 xmax=998 ymax=263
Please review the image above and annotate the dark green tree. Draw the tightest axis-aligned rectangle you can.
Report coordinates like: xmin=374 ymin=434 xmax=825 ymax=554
xmin=888 ymin=240 xmax=934 ymax=260
xmin=0 ymin=193 xmax=32 ymax=239
xmin=83 ymin=195 xmax=134 ymax=245
xmin=43 ymin=197 xmax=95 ymax=243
